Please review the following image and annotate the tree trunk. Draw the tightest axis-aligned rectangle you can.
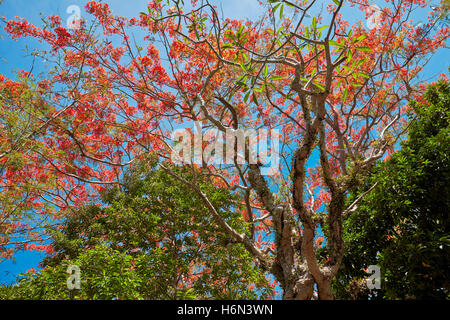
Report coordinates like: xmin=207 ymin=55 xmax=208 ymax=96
xmin=317 ymin=280 xmax=334 ymax=300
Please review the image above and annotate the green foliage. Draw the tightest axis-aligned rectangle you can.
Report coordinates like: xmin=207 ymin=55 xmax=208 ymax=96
xmin=0 ymin=162 xmax=271 ymax=300
xmin=334 ymin=80 xmax=450 ymax=300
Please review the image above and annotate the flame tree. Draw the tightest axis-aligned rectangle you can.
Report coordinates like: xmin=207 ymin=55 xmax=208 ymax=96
xmin=0 ymin=0 xmax=448 ymax=299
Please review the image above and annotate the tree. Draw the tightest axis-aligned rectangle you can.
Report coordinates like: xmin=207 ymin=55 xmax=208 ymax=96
xmin=332 ymin=80 xmax=449 ymax=300
xmin=0 ymin=72 xmax=57 ymax=262
xmin=0 ymin=0 xmax=448 ymax=299
xmin=0 ymin=161 xmax=272 ymax=299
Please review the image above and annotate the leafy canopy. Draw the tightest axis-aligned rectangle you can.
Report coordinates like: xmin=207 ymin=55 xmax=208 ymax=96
xmin=0 ymin=161 xmax=272 ymax=300
xmin=334 ymin=80 xmax=449 ymax=300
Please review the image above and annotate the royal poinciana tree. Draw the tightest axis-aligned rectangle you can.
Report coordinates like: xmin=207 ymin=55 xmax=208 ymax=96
xmin=0 ymin=0 xmax=448 ymax=299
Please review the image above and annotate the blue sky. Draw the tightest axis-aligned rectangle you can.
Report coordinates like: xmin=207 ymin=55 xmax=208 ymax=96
xmin=0 ymin=0 xmax=448 ymax=286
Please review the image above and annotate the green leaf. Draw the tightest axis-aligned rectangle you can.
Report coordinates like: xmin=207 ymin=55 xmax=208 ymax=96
xmin=237 ymin=25 xmax=244 ymax=38
xmin=355 ymin=46 xmax=373 ymax=52
xmin=284 ymin=1 xmax=294 ymax=7
xmin=221 ymin=43 xmax=233 ymax=49
xmin=269 ymin=76 xmax=284 ymax=81
xmin=342 ymin=87 xmax=348 ymax=103
xmin=225 ymin=33 xmax=235 ymax=41
xmin=329 ymin=40 xmax=345 ymax=48
xmin=346 ymin=49 xmax=353 ymax=63
xmin=313 ymin=81 xmax=325 ymax=91
xmin=355 ymin=71 xmax=370 ymax=79
xmin=244 ymin=90 xmax=251 ymax=102
xmin=272 ymin=3 xmax=281 ymax=14
xmin=356 ymin=58 xmax=367 ymax=68
xmin=236 ymin=80 xmax=247 ymax=88
xmin=252 ymin=91 xmax=259 ymax=104
xmin=355 ymin=34 xmax=367 ymax=43
xmin=318 ymin=25 xmax=330 ymax=32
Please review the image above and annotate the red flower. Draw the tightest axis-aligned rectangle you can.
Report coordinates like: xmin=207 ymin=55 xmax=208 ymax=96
xmin=26 ymin=268 xmax=36 ymax=274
